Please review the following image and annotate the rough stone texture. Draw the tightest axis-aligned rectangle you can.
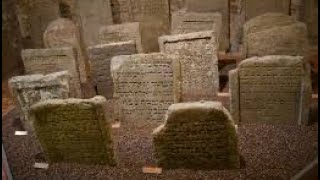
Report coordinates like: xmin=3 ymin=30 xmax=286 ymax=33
xmin=75 ymin=0 xmax=113 ymax=46
xmin=171 ymin=11 xmax=223 ymax=50
xmin=153 ymin=101 xmax=240 ymax=169
xmin=43 ymin=18 xmax=89 ymax=84
xmin=87 ymin=41 xmax=137 ymax=99
xmin=243 ymin=13 xmax=309 ymax=58
xmin=229 ymin=55 xmax=312 ymax=125
xmin=185 ymin=0 xmax=229 ymax=50
xmin=229 ymin=0 xmax=246 ymax=52
xmin=99 ymin=22 xmax=143 ymax=53
xmin=21 ymin=47 xmax=82 ymax=98
xmin=111 ymin=53 xmax=179 ymax=122
xmin=2 ymin=0 xmax=24 ymax=78
xmin=109 ymin=0 xmax=170 ymax=52
xmin=29 ymin=96 xmax=116 ymax=165
xmin=16 ymin=0 xmax=60 ymax=48
xmin=159 ymin=31 xmax=219 ymax=102
xmin=8 ymin=71 xmax=70 ymax=131
xmin=229 ymin=69 xmax=240 ymax=124
xmin=245 ymin=0 xmax=290 ymax=20
xmin=299 ymin=0 xmax=318 ymax=46
xmin=169 ymin=0 xmax=186 ymax=13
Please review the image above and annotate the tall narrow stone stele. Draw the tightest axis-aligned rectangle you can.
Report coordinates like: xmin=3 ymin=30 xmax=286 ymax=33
xmin=29 ymin=96 xmax=116 ymax=165
xmin=153 ymin=101 xmax=240 ymax=169
xmin=8 ymin=71 xmax=70 ymax=131
xmin=87 ymin=41 xmax=137 ymax=99
xmin=109 ymin=0 xmax=170 ymax=52
xmin=75 ymin=0 xmax=113 ymax=46
xmin=99 ymin=22 xmax=143 ymax=53
xmin=242 ymin=13 xmax=309 ymax=58
xmin=21 ymin=47 xmax=82 ymax=98
xmin=111 ymin=53 xmax=179 ymax=122
xmin=159 ymin=31 xmax=219 ymax=102
xmin=229 ymin=55 xmax=312 ymax=125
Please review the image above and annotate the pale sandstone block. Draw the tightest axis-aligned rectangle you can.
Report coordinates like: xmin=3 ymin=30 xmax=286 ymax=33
xmin=29 ymin=96 xmax=116 ymax=165
xmin=21 ymin=47 xmax=82 ymax=98
xmin=8 ymin=71 xmax=70 ymax=131
xmin=153 ymin=101 xmax=240 ymax=169
xmin=99 ymin=22 xmax=143 ymax=53
xmin=159 ymin=31 xmax=219 ymax=102
xmin=230 ymin=55 xmax=312 ymax=125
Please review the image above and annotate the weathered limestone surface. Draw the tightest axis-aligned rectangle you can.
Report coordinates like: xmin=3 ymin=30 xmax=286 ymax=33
xmin=30 ymin=96 xmax=116 ymax=165
xmin=99 ymin=22 xmax=143 ymax=53
xmin=185 ymin=0 xmax=229 ymax=50
xmin=245 ymin=0 xmax=290 ymax=20
xmin=159 ymin=31 xmax=219 ymax=102
xmin=8 ymin=71 xmax=70 ymax=131
xmin=111 ymin=53 xmax=179 ymax=122
xmin=21 ymin=47 xmax=82 ymax=98
xmin=16 ymin=0 xmax=60 ymax=48
xmin=242 ymin=13 xmax=309 ymax=58
xmin=43 ymin=18 xmax=89 ymax=84
xmin=153 ymin=101 xmax=240 ymax=169
xmin=109 ymin=0 xmax=170 ymax=52
xmin=75 ymin=0 xmax=113 ymax=46
xmin=171 ymin=11 xmax=223 ymax=50
xmin=87 ymin=41 xmax=137 ymax=99
xmin=229 ymin=55 xmax=312 ymax=125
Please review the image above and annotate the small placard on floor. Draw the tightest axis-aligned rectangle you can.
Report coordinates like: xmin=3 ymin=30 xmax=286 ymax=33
xmin=142 ymin=166 xmax=162 ymax=174
xmin=34 ymin=163 xmax=49 ymax=169
xmin=14 ymin=131 xmax=28 ymax=136
xmin=112 ymin=122 xmax=121 ymax=129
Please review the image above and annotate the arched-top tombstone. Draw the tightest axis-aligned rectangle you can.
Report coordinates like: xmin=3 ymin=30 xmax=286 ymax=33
xmin=242 ymin=13 xmax=309 ymax=58
xmin=153 ymin=101 xmax=240 ymax=169
xmin=43 ymin=18 xmax=88 ymax=85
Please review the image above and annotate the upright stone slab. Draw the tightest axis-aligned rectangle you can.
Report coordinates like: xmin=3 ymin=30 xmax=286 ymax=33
xmin=185 ymin=0 xmax=229 ymax=50
xmin=109 ymin=0 xmax=170 ymax=52
xmin=159 ymin=31 xmax=219 ymax=102
xmin=8 ymin=71 xmax=70 ymax=131
xmin=242 ymin=13 xmax=309 ymax=58
xmin=229 ymin=55 xmax=312 ymax=125
xmin=171 ymin=11 xmax=223 ymax=50
xmin=21 ymin=47 xmax=82 ymax=98
xmin=29 ymin=96 xmax=116 ymax=165
xmin=245 ymin=0 xmax=290 ymax=20
xmin=75 ymin=0 xmax=113 ymax=46
xmin=16 ymin=0 xmax=60 ymax=48
xmin=99 ymin=22 xmax=143 ymax=53
xmin=153 ymin=101 xmax=240 ymax=169
xmin=43 ymin=18 xmax=89 ymax=84
xmin=111 ymin=53 xmax=179 ymax=122
xmin=87 ymin=41 xmax=137 ymax=99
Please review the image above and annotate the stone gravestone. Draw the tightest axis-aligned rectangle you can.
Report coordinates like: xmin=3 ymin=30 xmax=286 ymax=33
xmin=29 ymin=96 xmax=116 ymax=165
xmin=75 ymin=0 xmax=113 ymax=46
xmin=16 ymin=0 xmax=60 ymax=48
xmin=111 ymin=53 xmax=180 ymax=122
xmin=87 ymin=41 xmax=137 ymax=99
xmin=242 ymin=13 xmax=309 ymax=58
xmin=159 ymin=31 xmax=219 ymax=102
xmin=8 ymin=71 xmax=70 ymax=131
xmin=171 ymin=11 xmax=223 ymax=50
xmin=21 ymin=47 xmax=82 ymax=98
xmin=43 ymin=17 xmax=89 ymax=85
xmin=185 ymin=0 xmax=229 ymax=50
xmin=99 ymin=22 xmax=143 ymax=53
xmin=229 ymin=55 xmax=312 ymax=125
xmin=109 ymin=0 xmax=170 ymax=52
xmin=153 ymin=101 xmax=240 ymax=169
